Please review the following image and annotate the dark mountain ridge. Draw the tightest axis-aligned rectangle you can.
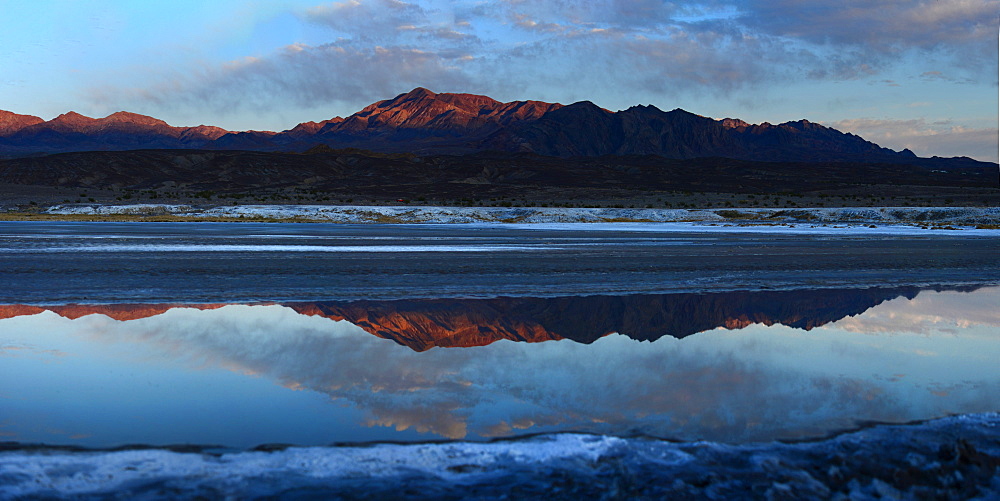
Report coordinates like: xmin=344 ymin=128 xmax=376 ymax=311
xmin=1 ymin=88 xmax=990 ymax=170
xmin=288 ymin=286 xmax=933 ymax=351
xmin=0 ymin=286 xmax=976 ymax=352
xmin=1 ymin=147 xmax=993 ymax=198
xmin=482 ymin=101 xmax=915 ymax=163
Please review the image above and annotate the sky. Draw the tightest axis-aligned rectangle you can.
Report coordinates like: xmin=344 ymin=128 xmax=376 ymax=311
xmin=1 ymin=0 xmax=997 ymax=161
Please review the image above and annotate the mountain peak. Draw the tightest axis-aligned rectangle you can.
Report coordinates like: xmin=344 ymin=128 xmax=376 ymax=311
xmin=405 ymin=87 xmax=435 ymax=98
xmin=182 ymin=124 xmax=230 ymax=140
xmin=625 ymin=104 xmax=664 ymax=113
xmin=52 ymin=111 xmax=96 ymax=124
xmin=102 ymin=111 xmax=171 ymax=127
xmin=563 ymin=100 xmax=607 ymax=112
xmin=665 ymin=108 xmax=703 ymax=118
xmin=287 ymin=117 xmax=344 ymax=136
xmin=779 ymin=119 xmax=827 ymax=132
xmin=345 ymin=89 xmax=547 ymax=133
xmin=373 ymin=88 xmax=438 ymax=109
xmin=0 ymin=110 xmax=44 ymax=135
xmin=719 ymin=118 xmax=750 ymax=129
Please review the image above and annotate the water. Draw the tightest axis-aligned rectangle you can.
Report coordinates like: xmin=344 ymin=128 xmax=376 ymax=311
xmin=0 ymin=221 xmax=998 ymax=498
xmin=2 ymin=286 xmax=998 ymax=449
xmin=0 ymin=221 xmax=997 ymax=303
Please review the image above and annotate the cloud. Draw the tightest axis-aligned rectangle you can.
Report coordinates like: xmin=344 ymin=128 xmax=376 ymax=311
xmin=736 ymin=0 xmax=999 ymax=51
xmin=458 ymin=24 xmax=819 ymax=105
xmin=730 ymin=0 xmax=1000 ymax=81
xmin=827 ymin=287 xmax=1000 ymax=335
xmin=509 ymin=13 xmax=565 ymax=34
xmin=88 ymin=42 xmax=479 ymax=116
xmin=305 ymin=0 xmax=483 ymax=48
xmin=484 ymin=0 xmax=998 ymax=102
xmin=306 ymin=0 xmax=427 ymax=42
xmin=37 ymin=291 xmax=1000 ymax=443
xmin=497 ymin=0 xmax=685 ymax=30
xmin=830 ymin=117 xmax=999 ymax=162
xmin=920 ymin=69 xmax=977 ymax=84
xmin=81 ymin=0 xmax=998 ymax=126
xmin=498 ymin=0 xmax=999 ymax=80
xmin=86 ymin=1 xmax=493 ymax=119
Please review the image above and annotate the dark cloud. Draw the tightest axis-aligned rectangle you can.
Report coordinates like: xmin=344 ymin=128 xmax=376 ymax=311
xmin=397 ymin=24 xmax=480 ymax=44
xmin=731 ymin=0 xmax=999 ymax=79
xmin=736 ymin=0 xmax=998 ymax=51
xmin=499 ymin=0 xmax=998 ymax=82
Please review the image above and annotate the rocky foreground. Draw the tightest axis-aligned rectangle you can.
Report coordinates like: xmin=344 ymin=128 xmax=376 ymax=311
xmin=2 ymin=413 xmax=998 ymax=500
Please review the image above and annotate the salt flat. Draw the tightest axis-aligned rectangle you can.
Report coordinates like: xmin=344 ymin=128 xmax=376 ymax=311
xmin=43 ymin=203 xmax=1000 ymax=228
xmin=1 ymin=220 xmax=997 ymax=303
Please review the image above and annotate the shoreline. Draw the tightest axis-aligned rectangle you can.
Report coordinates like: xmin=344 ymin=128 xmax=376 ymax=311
xmin=0 ymin=411 xmax=994 ymax=455
xmin=3 ymin=413 xmax=998 ymax=499
xmin=1 ymin=203 xmax=997 ymax=229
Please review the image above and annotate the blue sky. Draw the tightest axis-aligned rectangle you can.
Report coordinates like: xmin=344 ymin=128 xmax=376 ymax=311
xmin=1 ymin=0 xmax=997 ymax=161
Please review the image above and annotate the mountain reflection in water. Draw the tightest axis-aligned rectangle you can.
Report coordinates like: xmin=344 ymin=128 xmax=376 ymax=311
xmin=0 ymin=285 xmax=979 ymax=351
xmin=0 ymin=286 xmax=997 ymax=446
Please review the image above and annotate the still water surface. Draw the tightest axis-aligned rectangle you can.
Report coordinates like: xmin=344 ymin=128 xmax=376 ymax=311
xmin=0 ymin=222 xmax=997 ymax=449
xmin=0 ymin=221 xmax=997 ymax=302
xmin=1 ymin=287 xmax=997 ymax=448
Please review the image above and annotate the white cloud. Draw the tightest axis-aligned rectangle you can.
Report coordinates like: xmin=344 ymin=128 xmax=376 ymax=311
xmin=830 ymin=117 xmax=999 ymax=162
xmin=828 ymin=288 xmax=1000 ymax=335
xmin=88 ymin=42 xmax=479 ymax=116
xmin=81 ymin=0 xmax=998 ymax=129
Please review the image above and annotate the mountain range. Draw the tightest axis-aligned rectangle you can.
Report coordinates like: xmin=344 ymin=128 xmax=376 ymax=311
xmin=0 ymin=87 xmax=981 ymax=167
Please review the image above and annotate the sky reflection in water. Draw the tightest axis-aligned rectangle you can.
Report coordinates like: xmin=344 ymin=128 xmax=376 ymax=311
xmin=0 ymin=287 xmax=997 ymax=448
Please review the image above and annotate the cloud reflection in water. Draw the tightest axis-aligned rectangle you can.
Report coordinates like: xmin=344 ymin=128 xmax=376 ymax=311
xmin=0 ymin=288 xmax=997 ymax=445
